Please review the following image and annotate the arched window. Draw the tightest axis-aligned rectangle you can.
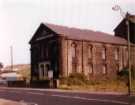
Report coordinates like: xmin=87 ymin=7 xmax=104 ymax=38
xmin=71 ymin=42 xmax=77 ymax=73
xmin=71 ymin=42 xmax=77 ymax=58
xmin=88 ymin=45 xmax=92 ymax=59
xmin=102 ymin=64 xmax=107 ymax=74
xmin=88 ymin=63 xmax=93 ymax=74
xmin=102 ymin=47 xmax=106 ymax=60
xmin=114 ymin=48 xmax=119 ymax=60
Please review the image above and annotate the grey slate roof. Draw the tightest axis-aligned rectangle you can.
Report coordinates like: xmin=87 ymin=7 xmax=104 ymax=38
xmin=45 ymin=23 xmax=128 ymax=45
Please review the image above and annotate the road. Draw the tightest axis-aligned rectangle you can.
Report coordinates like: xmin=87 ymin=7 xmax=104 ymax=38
xmin=0 ymin=87 xmax=134 ymax=105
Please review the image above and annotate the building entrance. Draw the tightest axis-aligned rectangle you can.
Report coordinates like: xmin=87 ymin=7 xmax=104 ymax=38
xmin=39 ymin=62 xmax=50 ymax=80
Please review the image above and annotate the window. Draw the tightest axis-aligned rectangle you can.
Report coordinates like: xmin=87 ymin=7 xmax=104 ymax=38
xmin=39 ymin=63 xmax=50 ymax=80
xmin=72 ymin=63 xmax=77 ymax=73
xmin=40 ymin=64 xmax=45 ymax=78
xmin=40 ymin=44 xmax=49 ymax=59
xmin=114 ymin=48 xmax=119 ymax=60
xmin=40 ymin=45 xmax=44 ymax=59
xmin=71 ymin=42 xmax=77 ymax=63
xmin=88 ymin=45 xmax=92 ymax=59
xmin=88 ymin=64 xmax=93 ymax=74
xmin=102 ymin=64 xmax=107 ymax=74
xmin=102 ymin=47 xmax=106 ymax=60
xmin=71 ymin=42 xmax=77 ymax=72
xmin=45 ymin=46 xmax=49 ymax=59
xmin=116 ymin=64 xmax=119 ymax=71
xmin=71 ymin=42 xmax=77 ymax=58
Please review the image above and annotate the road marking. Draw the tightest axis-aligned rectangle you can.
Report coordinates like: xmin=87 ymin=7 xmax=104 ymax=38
xmin=8 ymin=91 xmax=22 ymax=94
xmin=27 ymin=92 xmax=44 ymax=96
xmin=52 ymin=94 xmax=133 ymax=105
xmin=20 ymin=100 xmax=38 ymax=105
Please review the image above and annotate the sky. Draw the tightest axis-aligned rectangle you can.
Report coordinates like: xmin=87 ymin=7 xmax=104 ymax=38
xmin=0 ymin=0 xmax=135 ymax=66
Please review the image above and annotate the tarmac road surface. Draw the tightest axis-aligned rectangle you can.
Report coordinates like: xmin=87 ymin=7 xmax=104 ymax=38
xmin=0 ymin=87 xmax=134 ymax=105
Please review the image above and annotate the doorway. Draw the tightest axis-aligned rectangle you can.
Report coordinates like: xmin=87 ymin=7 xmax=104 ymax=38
xmin=39 ymin=62 xmax=50 ymax=80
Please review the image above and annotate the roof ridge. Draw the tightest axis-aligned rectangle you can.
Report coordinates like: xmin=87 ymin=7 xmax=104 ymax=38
xmin=44 ymin=22 xmax=97 ymax=32
xmin=41 ymin=22 xmax=128 ymax=45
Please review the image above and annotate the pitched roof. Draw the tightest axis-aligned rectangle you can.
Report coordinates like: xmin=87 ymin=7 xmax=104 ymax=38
xmin=129 ymin=14 xmax=135 ymax=23
xmin=45 ymin=23 xmax=127 ymax=45
xmin=114 ymin=13 xmax=135 ymax=31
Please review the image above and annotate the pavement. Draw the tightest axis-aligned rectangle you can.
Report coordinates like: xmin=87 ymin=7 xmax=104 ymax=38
xmin=0 ymin=98 xmax=26 ymax=105
xmin=0 ymin=87 xmax=135 ymax=105
xmin=1 ymin=87 xmax=128 ymax=95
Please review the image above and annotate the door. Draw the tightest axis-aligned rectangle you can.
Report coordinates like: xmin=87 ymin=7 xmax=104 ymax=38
xmin=39 ymin=62 xmax=50 ymax=80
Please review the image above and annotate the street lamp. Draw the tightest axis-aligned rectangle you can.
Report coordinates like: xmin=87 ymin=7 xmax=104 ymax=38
xmin=112 ymin=5 xmax=132 ymax=96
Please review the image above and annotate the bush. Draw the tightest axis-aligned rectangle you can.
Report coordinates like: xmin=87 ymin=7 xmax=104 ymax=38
xmin=117 ymin=68 xmax=129 ymax=79
xmin=60 ymin=73 xmax=88 ymax=86
xmin=118 ymin=67 xmax=135 ymax=80
xmin=69 ymin=73 xmax=87 ymax=82
xmin=131 ymin=68 xmax=135 ymax=79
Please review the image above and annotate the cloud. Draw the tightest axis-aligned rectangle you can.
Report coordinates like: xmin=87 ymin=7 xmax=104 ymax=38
xmin=2 ymin=0 xmax=41 ymax=7
xmin=4 ymin=0 xmax=40 ymax=4
xmin=125 ymin=0 xmax=135 ymax=2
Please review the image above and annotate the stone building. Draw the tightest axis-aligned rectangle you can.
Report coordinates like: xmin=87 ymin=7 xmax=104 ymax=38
xmin=114 ymin=13 xmax=135 ymax=44
xmin=29 ymin=17 xmax=135 ymax=81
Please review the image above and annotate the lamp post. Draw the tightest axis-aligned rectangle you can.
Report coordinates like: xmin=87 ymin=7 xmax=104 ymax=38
xmin=112 ymin=5 xmax=132 ymax=96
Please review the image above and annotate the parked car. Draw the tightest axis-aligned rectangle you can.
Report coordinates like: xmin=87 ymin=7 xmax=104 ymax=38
xmin=0 ymin=78 xmax=7 ymax=86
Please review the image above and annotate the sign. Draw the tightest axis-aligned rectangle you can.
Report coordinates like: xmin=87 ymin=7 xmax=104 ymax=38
xmin=48 ymin=70 xmax=53 ymax=79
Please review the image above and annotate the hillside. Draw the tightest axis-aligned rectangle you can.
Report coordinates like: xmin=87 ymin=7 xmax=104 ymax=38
xmin=2 ymin=64 xmax=30 ymax=72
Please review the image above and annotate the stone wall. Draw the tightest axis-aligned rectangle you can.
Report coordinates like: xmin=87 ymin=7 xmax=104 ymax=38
xmin=60 ymin=38 xmax=135 ymax=80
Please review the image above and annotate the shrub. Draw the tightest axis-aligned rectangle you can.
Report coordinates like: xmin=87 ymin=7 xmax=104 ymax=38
xmin=131 ymin=68 xmax=135 ymax=79
xmin=69 ymin=73 xmax=87 ymax=82
xmin=117 ymin=68 xmax=128 ymax=79
xmin=118 ymin=67 xmax=135 ymax=80
xmin=60 ymin=73 xmax=88 ymax=86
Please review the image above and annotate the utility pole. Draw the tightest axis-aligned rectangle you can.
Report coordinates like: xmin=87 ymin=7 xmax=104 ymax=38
xmin=126 ymin=14 xmax=132 ymax=95
xmin=112 ymin=5 xmax=132 ymax=96
xmin=10 ymin=46 xmax=13 ymax=71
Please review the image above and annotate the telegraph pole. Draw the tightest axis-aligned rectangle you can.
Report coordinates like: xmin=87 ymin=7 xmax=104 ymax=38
xmin=10 ymin=46 xmax=13 ymax=71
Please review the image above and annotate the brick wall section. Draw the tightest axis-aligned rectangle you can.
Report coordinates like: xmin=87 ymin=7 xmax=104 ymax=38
xmin=60 ymin=38 xmax=135 ymax=80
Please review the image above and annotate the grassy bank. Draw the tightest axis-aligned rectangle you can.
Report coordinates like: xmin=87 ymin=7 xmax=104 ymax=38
xmin=58 ymin=73 xmax=135 ymax=93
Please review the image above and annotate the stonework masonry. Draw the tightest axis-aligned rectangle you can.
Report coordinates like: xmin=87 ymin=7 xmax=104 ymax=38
xmin=29 ymin=22 xmax=135 ymax=81
xmin=60 ymin=38 xmax=135 ymax=80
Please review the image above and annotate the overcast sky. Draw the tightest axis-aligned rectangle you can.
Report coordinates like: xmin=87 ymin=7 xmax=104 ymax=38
xmin=0 ymin=0 xmax=135 ymax=66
